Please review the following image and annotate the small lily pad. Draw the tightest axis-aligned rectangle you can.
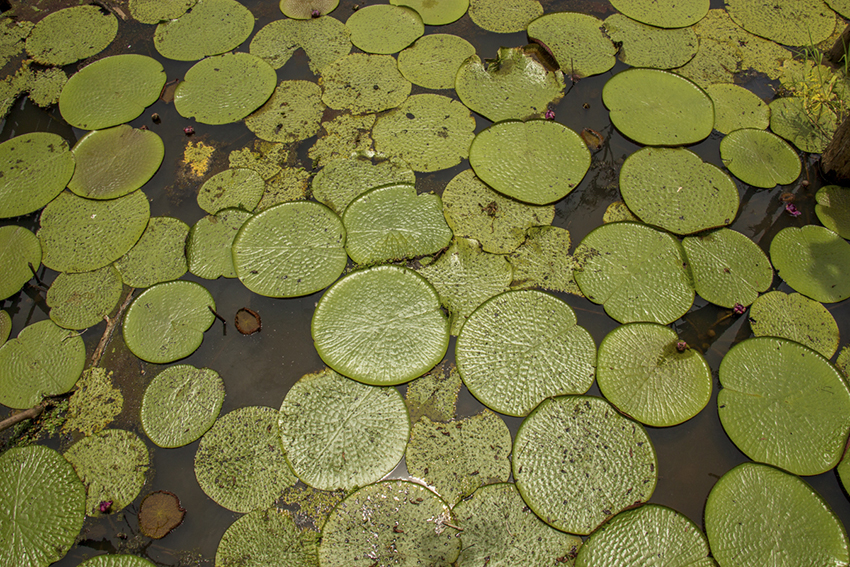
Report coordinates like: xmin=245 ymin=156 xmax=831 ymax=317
xmin=508 ymin=226 xmax=580 ymax=295
xmin=0 ymin=225 xmax=41 ymax=301
xmin=391 ymin=0 xmax=468 ymax=25
xmin=197 ymin=169 xmax=265 ymax=214
xmin=609 ymin=0 xmax=708 ymax=28
xmin=26 ymin=5 xmax=117 ymax=66
xmin=320 ymin=53 xmax=411 ymax=115
xmin=47 ymin=265 xmax=124 ymax=330
xmin=280 ymin=0 xmax=339 ymax=19
xmin=398 ymin=34 xmax=476 ymax=90
xmin=187 ymin=208 xmax=252 ymax=279
xmin=154 ymin=0 xmax=254 ymax=61
xmin=245 ymin=80 xmax=325 ymax=143
xmin=138 ymin=491 xmax=185 ymax=540
xmin=216 ymin=508 xmax=317 ymax=566
xmin=0 ymin=132 xmax=75 ymax=219
xmin=250 ymin=17 xmax=351 ymax=74
xmin=526 ymin=12 xmax=616 ymax=78
xmin=725 ymin=0 xmax=835 ymax=46
xmin=770 ymin=225 xmax=850 ymax=303
xmin=129 ymin=0 xmax=197 ymax=24
xmin=748 ymin=291 xmax=839 ymax=358
xmin=346 ymin=5 xmax=423 ymax=54
xmin=816 ymin=185 xmax=850 ymax=239
xmin=312 ymin=155 xmax=416 ymax=215
xmin=705 ymin=83 xmax=770 ymax=134
xmin=720 ymin=128 xmax=801 ymax=188
xmin=769 ymin=97 xmax=836 ymax=153
xmin=602 ymin=14 xmax=699 ymax=69
xmin=469 ymin=0 xmax=541 ymax=33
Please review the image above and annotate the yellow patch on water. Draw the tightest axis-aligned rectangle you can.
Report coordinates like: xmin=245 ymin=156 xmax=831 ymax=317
xmin=183 ymin=141 xmax=215 ymax=177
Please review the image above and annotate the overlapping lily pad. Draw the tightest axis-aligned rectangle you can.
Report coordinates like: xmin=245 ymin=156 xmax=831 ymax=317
xmin=113 ymin=217 xmax=188 ymax=288
xmin=705 ymin=83 xmax=770 ymax=134
xmin=320 ymin=53 xmax=411 ymax=114
xmin=187 ymin=209 xmax=252 ymax=279
xmin=197 ymin=169 xmax=265 ymax=214
xmin=278 ymin=367 xmax=409 ymax=491
xmin=405 ymin=362 xmax=462 ymax=422
xmin=250 ymin=17 xmax=351 ymax=73
xmin=122 ymin=281 xmax=216 ymax=364
xmin=59 ymin=55 xmax=166 ymax=131
xmin=725 ymin=0 xmax=835 ymax=46
xmin=513 ymin=395 xmax=657 ymax=535
xmin=312 ymin=265 xmax=449 ymax=385
xmin=769 ymin=97 xmax=836 ymax=153
xmin=526 ymin=12 xmax=616 ymax=78
xmin=245 ymin=80 xmax=325 ymax=143
xmin=748 ymin=291 xmax=839 ymax=358
xmin=816 ymin=185 xmax=850 ymax=238
xmin=311 ymin=155 xmax=416 ymax=214
xmin=47 ymin=265 xmax=123 ymax=330
xmin=391 ymin=0 xmax=468 ymax=25
xmin=346 ymin=5 xmax=423 ymax=54
xmin=129 ymin=0 xmax=197 ymax=24
xmin=602 ymin=14 xmax=699 ymax=69
xmin=26 ymin=5 xmax=117 ymax=66
xmin=215 ymin=508 xmax=317 ymax=567
xmin=0 ymin=132 xmax=75 ymax=219
xmin=469 ymin=120 xmax=590 ymax=205
xmin=609 ymin=0 xmax=708 ymax=28
xmin=154 ymin=0 xmax=254 ymax=60
xmin=720 ymin=128 xmax=801 ymax=188
xmin=398 ymin=34 xmax=475 ymax=90
xmin=770 ymin=225 xmax=850 ymax=303
xmin=280 ymin=0 xmax=339 ymax=19
xmin=0 ymin=225 xmax=41 ymax=300
xmin=508 ymin=226 xmax=580 ymax=295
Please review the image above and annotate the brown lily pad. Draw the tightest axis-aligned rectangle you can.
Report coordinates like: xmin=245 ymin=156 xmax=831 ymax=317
xmin=235 ymin=307 xmax=261 ymax=335
xmin=138 ymin=490 xmax=185 ymax=539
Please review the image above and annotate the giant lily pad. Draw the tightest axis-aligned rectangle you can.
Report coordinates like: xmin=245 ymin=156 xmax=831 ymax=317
xmin=187 ymin=209 xmax=252 ymax=279
xmin=816 ymin=185 xmax=850 ymax=239
xmin=154 ymin=0 xmax=254 ymax=61
xmin=194 ymin=406 xmax=297 ymax=513
xmin=597 ymin=323 xmax=712 ymax=427
xmin=725 ymin=0 xmax=835 ymax=46
xmin=311 ymin=155 xmax=416 ymax=214
xmin=122 ymin=280 xmax=216 ymax=364
xmin=718 ymin=337 xmax=850 ymax=475
xmin=609 ymin=0 xmax=708 ymax=28
xmin=619 ymin=147 xmax=739 ymax=235
xmin=705 ymin=462 xmax=850 ymax=566
xmin=129 ymin=0 xmax=197 ymax=24
xmin=602 ymin=14 xmax=699 ymax=69
xmin=526 ymin=12 xmax=616 ymax=78
xmin=748 ymin=291 xmax=839 ymax=358
xmin=603 ymin=68 xmax=714 ymax=145
xmin=232 ymin=201 xmax=347 ymax=298
xmin=312 ymin=265 xmax=449 ymax=385
xmin=705 ymin=83 xmax=770 ymax=134
xmin=720 ymin=128 xmax=801 ymax=189
xmin=398 ymin=34 xmax=475 ymax=90
xmin=0 ymin=445 xmax=85 ymax=567
xmin=456 ymin=290 xmax=595 ymax=416
xmin=174 ymin=53 xmax=277 ymax=125
xmin=513 ymin=395 xmax=658 ymax=535
xmin=469 ymin=120 xmax=590 ymax=205
xmin=278 ymin=367 xmax=409 ymax=491
xmin=245 ymin=80 xmax=325 ymax=143
xmin=0 ymin=132 xmax=75 ymax=219
xmin=215 ymin=508 xmax=317 ymax=567
xmin=47 ymin=265 xmax=124 ymax=330
xmin=573 ymin=222 xmax=694 ymax=324
xmin=769 ymin=97 xmax=836 ymax=153
xmin=197 ymin=169 xmax=265 ymax=214
xmin=0 ymin=225 xmax=41 ymax=300
xmin=250 ymin=17 xmax=351 ymax=74
xmin=770 ymin=225 xmax=850 ymax=303
xmin=455 ymin=46 xmax=565 ymax=122
xmin=391 ymin=0 xmax=468 ymax=25
xmin=346 ymin=5 xmax=423 ymax=54
xmin=320 ymin=53 xmax=411 ymax=114
xmin=26 ymin=5 xmax=117 ymax=66
xmin=59 ymin=55 xmax=166 ymax=131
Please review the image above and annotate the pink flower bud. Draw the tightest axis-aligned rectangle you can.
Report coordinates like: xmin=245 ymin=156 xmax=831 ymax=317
xmin=183 ymin=126 xmax=195 ymax=136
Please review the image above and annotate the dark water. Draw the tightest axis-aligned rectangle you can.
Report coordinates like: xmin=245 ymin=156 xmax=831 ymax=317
xmin=1 ymin=0 xmax=850 ymax=564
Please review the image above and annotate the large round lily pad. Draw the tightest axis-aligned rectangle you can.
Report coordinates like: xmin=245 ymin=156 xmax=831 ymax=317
xmin=705 ymin=462 xmax=850 ymax=566
xmin=26 ymin=5 xmax=117 ymax=66
xmin=59 ymin=55 xmax=166 ymax=131
xmin=770 ymin=225 xmax=850 ymax=303
xmin=469 ymin=120 xmax=590 ymax=205
xmin=244 ymin=80 xmax=325 ymax=144
xmin=398 ymin=34 xmax=475 ymax=90
xmin=0 ymin=319 xmax=85 ymax=409
xmin=596 ymin=323 xmax=711 ymax=427
xmin=250 ymin=17 xmax=351 ymax=74
xmin=346 ymin=4 xmax=423 ymax=54
xmin=718 ymin=337 xmax=850 ymax=475
xmin=47 ymin=265 xmax=123 ymax=330
xmin=456 ymin=290 xmax=595 ymax=417
xmin=513 ymin=395 xmax=658 ymax=535
xmin=725 ymin=0 xmax=835 ymax=46
xmin=815 ymin=185 xmax=850 ymax=239
xmin=232 ymin=201 xmax=347 ymax=298
xmin=312 ymin=265 xmax=449 ymax=385
xmin=0 ymin=445 xmax=85 ymax=567
xmin=122 ymin=280 xmax=216 ymax=364
xmin=573 ymin=222 xmax=694 ymax=324
xmin=215 ymin=508 xmax=317 ymax=567
xmin=603 ymin=68 xmax=714 ymax=145
xmin=526 ymin=12 xmax=616 ymax=78
xmin=187 ymin=208 xmax=252 ymax=280
xmin=278 ymin=367 xmax=409 ymax=491
xmin=720 ymin=128 xmax=801 ymax=188
xmin=391 ymin=0 xmax=468 ymax=25
xmin=320 ymin=53 xmax=411 ymax=114
xmin=114 ymin=217 xmax=189 ymax=288
xmin=0 ymin=225 xmax=41 ymax=301
xmin=154 ymin=0 xmax=254 ymax=61
xmin=174 ymin=53 xmax=277 ymax=125
xmin=602 ymin=14 xmax=699 ymax=69
xmin=0 ymin=132 xmax=75 ymax=219
xmin=197 ymin=168 xmax=265 ymax=214
xmin=609 ymin=0 xmax=708 ymax=28
xmin=748 ymin=291 xmax=839 ymax=358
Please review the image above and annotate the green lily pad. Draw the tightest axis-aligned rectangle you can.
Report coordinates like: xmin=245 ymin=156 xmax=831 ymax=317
xmin=769 ymin=97 xmax=836 ymax=153
xmin=597 ymin=323 xmax=712 ymax=427
xmin=454 ymin=483 xmax=582 ymax=567
xmin=312 ymin=265 xmax=449 ymax=385
xmin=456 ymin=290 xmax=595 ymax=417
xmin=417 ymin=237 xmax=513 ymax=335
xmin=245 ymin=80 xmax=325 ymax=143
xmin=0 ymin=445 xmax=85 ymax=567
xmin=197 ymin=169 xmax=265 ymax=215
xmin=609 ymin=0 xmax=708 ymax=28
xmin=405 ymin=362 xmax=463 ymax=423
xmin=603 ymin=68 xmax=714 ymax=145
xmin=312 ymin=155 xmax=416 ymax=215
xmin=725 ymin=0 xmax=835 ymax=46
xmin=114 ymin=217 xmax=188 ymax=288
xmin=256 ymin=168 xmax=310 ymax=211
xmin=469 ymin=120 xmax=590 ymax=205
xmin=250 ymin=17 xmax=351 ymax=74
xmin=682 ymin=228 xmax=772 ymax=308
xmin=748 ymin=291 xmax=839 ymax=358
xmin=68 ymin=126 xmax=164 ymax=201
xmin=526 ymin=12 xmax=616 ymax=78
xmin=195 ymin=406 xmax=298 ymax=513
xmin=603 ymin=201 xmax=639 ymax=223
xmin=719 ymin=337 xmax=850 ymax=475
xmin=63 ymin=367 xmax=123 ymax=437
xmin=0 ymin=225 xmax=41 ymax=300
xmin=576 ymin=504 xmax=713 ymax=566
xmin=839 ymin=446 xmax=850 ymax=496
xmin=770 ymin=225 xmax=850 ymax=303
xmin=129 ymin=0 xmax=197 ymax=24
xmin=175 ymin=53 xmax=276 ymax=125
xmin=343 ymin=183 xmax=452 ymax=264
xmin=513 ymin=395 xmax=658 ymax=535
xmin=441 ymin=169 xmax=555 ymax=254
xmin=0 ymin=310 xmax=9 ymax=347
xmin=839 ymin=345 xmax=850 ymax=379
xmin=398 ymin=34 xmax=475 ymax=90
xmin=705 ymin=462 xmax=850 ymax=566
xmin=705 ymin=83 xmax=770 ymax=134
xmin=78 ymin=555 xmax=156 ymax=567
xmin=0 ymin=132 xmax=75 ymax=219
xmin=720 ymin=128 xmax=801 ymax=188
xmin=346 ymin=5 xmax=423 ymax=54
xmin=215 ymin=508 xmax=318 ymax=567
xmin=816 ymin=185 xmax=850 ymax=238
xmin=602 ymin=14 xmax=699 ymax=69
xmin=508 ymin=226 xmax=581 ymax=296
xmin=122 ymin=280 xmax=216 ymax=364
xmin=619 ymin=147 xmax=739 ymax=235
xmin=278 ymin=367 xmax=409 ymax=491
xmin=154 ymin=0 xmax=254 ymax=61
xmin=64 ymin=429 xmax=150 ymax=516
xmin=187 ymin=209 xmax=252 ymax=279
xmin=0 ymin=319 xmax=84 ymax=409
xmin=308 ymin=113 xmax=377 ymax=166
xmin=827 ymin=0 xmax=850 ymax=17
xmin=232 ymin=201 xmax=347 ymax=298
xmin=391 ymin=0 xmax=468 ymax=25
xmin=280 ymin=0 xmax=339 ymax=19
xmin=319 ymin=480 xmax=460 ymax=567
xmin=59 ymin=55 xmax=166 ymax=131
xmin=406 ymin=411 xmax=511 ymax=506
xmin=469 ymin=0 xmax=542 ymax=33
xmin=26 ymin=5 xmax=117 ymax=66
xmin=373 ymin=93 xmax=475 ymax=172
xmin=141 ymin=365 xmax=225 ymax=448
xmin=455 ymin=46 xmax=565 ymax=122
xmin=320 ymin=53 xmax=411 ymax=114
xmin=573 ymin=222 xmax=695 ymax=324
xmin=47 ymin=265 xmax=123 ymax=330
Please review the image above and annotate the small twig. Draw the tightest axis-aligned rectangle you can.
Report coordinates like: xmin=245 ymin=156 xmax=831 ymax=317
xmin=209 ymin=306 xmax=227 ymax=336
xmin=90 ymin=287 xmax=135 ymax=368
xmin=441 ymin=522 xmax=463 ymax=532
xmin=0 ymin=401 xmax=47 ymax=433
xmin=28 ymin=262 xmax=46 ymax=288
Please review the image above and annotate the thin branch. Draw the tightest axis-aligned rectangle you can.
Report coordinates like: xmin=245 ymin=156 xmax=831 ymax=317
xmin=0 ymin=401 xmax=46 ymax=433
xmin=90 ymin=287 xmax=135 ymax=368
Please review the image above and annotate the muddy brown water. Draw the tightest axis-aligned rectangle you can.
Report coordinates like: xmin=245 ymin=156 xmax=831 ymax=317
xmin=2 ymin=0 xmax=850 ymax=564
